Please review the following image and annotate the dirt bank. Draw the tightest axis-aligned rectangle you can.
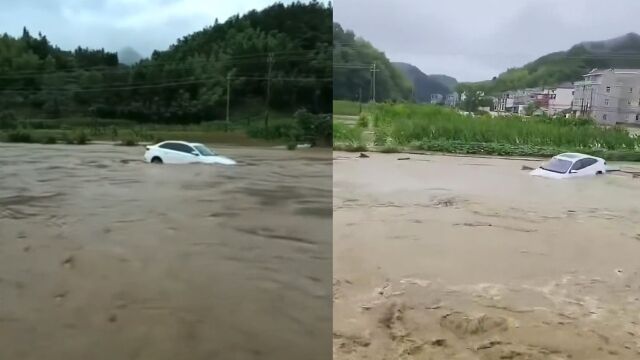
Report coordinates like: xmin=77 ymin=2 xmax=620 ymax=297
xmin=0 ymin=144 xmax=331 ymax=360
xmin=334 ymin=151 xmax=640 ymax=360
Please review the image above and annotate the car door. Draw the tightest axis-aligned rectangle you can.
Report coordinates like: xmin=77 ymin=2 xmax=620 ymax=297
xmin=158 ymin=142 xmax=183 ymax=163
xmin=172 ymin=143 xmax=199 ymax=164
xmin=570 ymin=158 xmax=598 ymax=177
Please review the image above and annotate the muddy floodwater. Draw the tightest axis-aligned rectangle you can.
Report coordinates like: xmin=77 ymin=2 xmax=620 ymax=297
xmin=334 ymin=151 xmax=640 ymax=360
xmin=0 ymin=143 xmax=331 ymax=360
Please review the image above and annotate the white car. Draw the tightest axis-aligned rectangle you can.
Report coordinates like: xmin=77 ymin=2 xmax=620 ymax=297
xmin=144 ymin=141 xmax=236 ymax=165
xmin=530 ymin=153 xmax=606 ymax=179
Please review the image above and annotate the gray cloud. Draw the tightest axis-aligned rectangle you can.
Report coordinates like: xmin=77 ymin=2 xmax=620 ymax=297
xmin=334 ymin=0 xmax=640 ymax=81
xmin=0 ymin=0 xmax=301 ymax=56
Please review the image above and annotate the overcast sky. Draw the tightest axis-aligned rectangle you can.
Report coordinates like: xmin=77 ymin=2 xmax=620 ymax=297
xmin=0 ymin=0 xmax=302 ymax=57
xmin=334 ymin=0 xmax=640 ymax=82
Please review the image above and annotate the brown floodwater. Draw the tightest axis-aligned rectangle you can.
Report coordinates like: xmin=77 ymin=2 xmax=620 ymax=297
xmin=333 ymin=151 xmax=640 ymax=360
xmin=0 ymin=143 xmax=331 ymax=360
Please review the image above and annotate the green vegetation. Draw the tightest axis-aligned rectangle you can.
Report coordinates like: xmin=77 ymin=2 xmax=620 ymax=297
xmin=333 ymin=121 xmax=366 ymax=151
xmin=41 ymin=135 xmax=57 ymax=144
xmin=333 ymin=23 xmax=412 ymax=102
xmin=6 ymin=131 xmax=33 ymax=143
xmin=0 ymin=2 xmax=331 ymax=145
xmin=333 ymin=100 xmax=370 ymax=116
xmin=334 ymin=103 xmax=640 ymax=160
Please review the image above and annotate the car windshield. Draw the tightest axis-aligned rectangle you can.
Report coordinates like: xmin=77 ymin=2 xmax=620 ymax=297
xmin=540 ymin=158 xmax=572 ymax=174
xmin=194 ymin=145 xmax=216 ymax=156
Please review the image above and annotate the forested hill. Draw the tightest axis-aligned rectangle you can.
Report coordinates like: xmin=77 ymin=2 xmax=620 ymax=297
xmin=333 ymin=22 xmax=412 ymax=102
xmin=0 ymin=1 xmax=332 ymax=123
xmin=392 ymin=62 xmax=452 ymax=102
xmin=471 ymin=32 xmax=640 ymax=94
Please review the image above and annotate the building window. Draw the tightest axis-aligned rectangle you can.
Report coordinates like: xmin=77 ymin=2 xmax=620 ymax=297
xmin=605 ymin=99 xmax=609 ymax=105
xmin=631 ymin=87 xmax=634 ymax=93
xmin=629 ymin=100 xmax=632 ymax=105
xmin=637 ymin=114 xmax=640 ymax=121
xmin=606 ymin=86 xmax=611 ymax=93
xmin=603 ymin=114 xmax=608 ymax=121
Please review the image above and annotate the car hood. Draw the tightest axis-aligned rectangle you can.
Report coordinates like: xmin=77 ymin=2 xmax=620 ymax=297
xmin=529 ymin=167 xmax=569 ymax=179
xmin=200 ymin=156 xmax=236 ymax=165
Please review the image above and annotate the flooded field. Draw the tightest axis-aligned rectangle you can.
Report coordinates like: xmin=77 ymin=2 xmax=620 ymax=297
xmin=334 ymin=151 xmax=640 ymax=360
xmin=0 ymin=143 xmax=331 ymax=360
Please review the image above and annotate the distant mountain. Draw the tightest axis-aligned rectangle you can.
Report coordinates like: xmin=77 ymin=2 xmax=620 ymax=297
xmin=392 ymin=62 xmax=452 ymax=103
xmin=333 ymin=23 xmax=412 ymax=101
xmin=429 ymin=74 xmax=458 ymax=92
xmin=117 ymin=46 xmax=143 ymax=65
xmin=472 ymin=32 xmax=640 ymax=94
xmin=579 ymin=32 xmax=640 ymax=53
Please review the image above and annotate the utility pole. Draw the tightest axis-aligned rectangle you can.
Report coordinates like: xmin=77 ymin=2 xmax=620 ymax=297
xmin=225 ymin=72 xmax=231 ymax=132
xmin=371 ymin=62 xmax=377 ymax=103
xmin=265 ymin=53 xmax=275 ymax=130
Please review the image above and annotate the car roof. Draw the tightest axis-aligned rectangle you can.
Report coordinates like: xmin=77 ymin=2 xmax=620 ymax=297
xmin=158 ymin=140 xmax=201 ymax=146
xmin=555 ymin=153 xmax=603 ymax=162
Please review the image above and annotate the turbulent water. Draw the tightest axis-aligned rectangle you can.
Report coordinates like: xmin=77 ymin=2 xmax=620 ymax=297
xmin=334 ymin=151 xmax=640 ymax=360
xmin=0 ymin=144 xmax=332 ymax=360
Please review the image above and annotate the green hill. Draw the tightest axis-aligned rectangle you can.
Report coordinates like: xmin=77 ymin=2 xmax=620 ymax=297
xmin=0 ymin=2 xmax=332 ymax=123
xmin=429 ymin=74 xmax=458 ymax=92
xmin=333 ymin=22 xmax=412 ymax=102
xmin=472 ymin=32 xmax=640 ymax=94
xmin=392 ymin=62 xmax=452 ymax=102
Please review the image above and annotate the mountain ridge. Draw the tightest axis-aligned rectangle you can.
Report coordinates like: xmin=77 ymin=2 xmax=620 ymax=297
xmin=391 ymin=62 xmax=453 ymax=103
xmin=469 ymin=32 xmax=640 ymax=94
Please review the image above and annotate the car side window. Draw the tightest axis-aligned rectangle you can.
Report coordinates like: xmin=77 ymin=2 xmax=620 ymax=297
xmin=174 ymin=144 xmax=195 ymax=154
xmin=571 ymin=159 xmax=586 ymax=171
xmin=159 ymin=143 xmax=194 ymax=153
xmin=572 ymin=158 xmax=597 ymax=171
xmin=159 ymin=142 xmax=178 ymax=151
xmin=581 ymin=158 xmax=598 ymax=168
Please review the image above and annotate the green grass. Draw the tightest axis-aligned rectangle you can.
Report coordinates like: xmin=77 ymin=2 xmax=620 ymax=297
xmin=0 ymin=128 xmax=277 ymax=146
xmin=332 ymin=121 xmax=368 ymax=151
xmin=333 ymin=103 xmax=640 ymax=161
xmin=371 ymin=104 xmax=640 ymax=151
xmin=333 ymin=100 xmax=370 ymax=116
xmin=0 ymin=114 xmax=303 ymax=147
xmin=413 ymin=140 xmax=640 ymax=162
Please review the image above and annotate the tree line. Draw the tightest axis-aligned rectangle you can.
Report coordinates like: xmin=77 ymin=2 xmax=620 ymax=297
xmin=0 ymin=1 xmax=332 ymax=125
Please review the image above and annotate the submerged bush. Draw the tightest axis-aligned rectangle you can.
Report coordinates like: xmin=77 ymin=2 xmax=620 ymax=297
xmin=120 ymin=138 xmax=138 ymax=146
xmin=73 ymin=130 xmax=89 ymax=145
xmin=6 ymin=131 xmax=33 ymax=143
xmin=41 ymin=135 xmax=57 ymax=144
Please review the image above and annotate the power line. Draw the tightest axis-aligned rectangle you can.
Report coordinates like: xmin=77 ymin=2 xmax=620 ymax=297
xmin=0 ymin=76 xmax=332 ymax=93
xmin=0 ymin=58 xmax=332 ymax=81
xmin=0 ymin=69 xmax=332 ymax=90
xmin=0 ymin=50 xmax=330 ymax=78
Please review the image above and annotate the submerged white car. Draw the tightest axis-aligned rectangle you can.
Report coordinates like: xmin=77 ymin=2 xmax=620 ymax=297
xmin=144 ymin=141 xmax=236 ymax=165
xmin=530 ymin=153 xmax=606 ymax=179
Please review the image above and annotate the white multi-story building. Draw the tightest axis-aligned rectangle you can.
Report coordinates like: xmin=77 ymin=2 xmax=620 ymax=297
xmin=544 ymin=83 xmax=575 ymax=116
xmin=572 ymin=68 xmax=640 ymax=125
